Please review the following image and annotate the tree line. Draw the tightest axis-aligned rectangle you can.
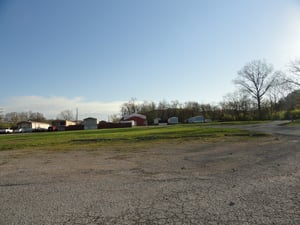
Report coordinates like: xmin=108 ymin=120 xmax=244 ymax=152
xmin=0 ymin=110 xmax=76 ymax=128
xmin=117 ymin=88 xmax=299 ymax=125
xmin=118 ymin=59 xmax=300 ymax=123
xmin=1 ymin=59 xmax=300 ymax=127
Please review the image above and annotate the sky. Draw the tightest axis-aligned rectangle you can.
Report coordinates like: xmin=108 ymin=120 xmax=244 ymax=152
xmin=1 ymin=0 xmax=300 ymax=120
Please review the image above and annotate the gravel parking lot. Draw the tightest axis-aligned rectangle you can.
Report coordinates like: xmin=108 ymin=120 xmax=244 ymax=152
xmin=0 ymin=122 xmax=299 ymax=225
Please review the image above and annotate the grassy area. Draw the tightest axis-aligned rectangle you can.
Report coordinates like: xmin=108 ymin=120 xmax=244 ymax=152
xmin=0 ymin=124 xmax=264 ymax=151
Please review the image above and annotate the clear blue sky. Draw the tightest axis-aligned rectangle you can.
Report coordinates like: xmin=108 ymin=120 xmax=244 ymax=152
xmin=1 ymin=0 xmax=300 ymax=119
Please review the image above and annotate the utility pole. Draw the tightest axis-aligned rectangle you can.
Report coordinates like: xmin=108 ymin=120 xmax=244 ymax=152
xmin=76 ymin=108 xmax=78 ymax=123
xmin=0 ymin=108 xmax=3 ymax=122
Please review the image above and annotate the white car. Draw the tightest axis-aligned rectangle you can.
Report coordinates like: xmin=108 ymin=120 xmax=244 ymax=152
xmin=0 ymin=128 xmax=13 ymax=134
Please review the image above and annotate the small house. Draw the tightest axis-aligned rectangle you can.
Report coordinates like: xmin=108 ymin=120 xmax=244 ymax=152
xmin=83 ymin=117 xmax=98 ymax=130
xmin=51 ymin=120 xmax=77 ymax=131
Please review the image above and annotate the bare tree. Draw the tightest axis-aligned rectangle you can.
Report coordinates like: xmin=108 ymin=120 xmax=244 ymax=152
xmin=234 ymin=60 xmax=280 ymax=119
xmin=157 ymin=100 xmax=170 ymax=110
xmin=288 ymin=59 xmax=300 ymax=86
xmin=28 ymin=111 xmax=46 ymax=122
xmin=267 ymin=71 xmax=291 ymax=111
xmin=222 ymin=92 xmax=253 ymax=120
xmin=121 ymin=98 xmax=138 ymax=116
xmin=57 ymin=110 xmax=74 ymax=121
xmin=184 ymin=101 xmax=200 ymax=112
xmin=170 ymin=100 xmax=180 ymax=109
xmin=138 ymin=101 xmax=156 ymax=114
xmin=4 ymin=112 xmax=28 ymax=122
xmin=109 ymin=114 xmax=121 ymax=123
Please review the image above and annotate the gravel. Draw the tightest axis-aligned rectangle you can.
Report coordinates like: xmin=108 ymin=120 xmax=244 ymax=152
xmin=0 ymin=122 xmax=299 ymax=225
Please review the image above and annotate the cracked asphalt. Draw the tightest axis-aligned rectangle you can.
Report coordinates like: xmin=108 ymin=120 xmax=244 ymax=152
xmin=0 ymin=122 xmax=299 ymax=224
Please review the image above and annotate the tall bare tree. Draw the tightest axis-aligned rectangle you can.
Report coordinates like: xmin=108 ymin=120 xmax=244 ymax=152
xmin=121 ymin=98 xmax=138 ymax=116
xmin=57 ymin=110 xmax=74 ymax=121
xmin=234 ymin=60 xmax=279 ymax=119
xmin=28 ymin=111 xmax=46 ymax=122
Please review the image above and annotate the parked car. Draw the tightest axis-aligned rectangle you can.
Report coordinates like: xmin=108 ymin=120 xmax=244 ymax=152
xmin=17 ymin=128 xmax=33 ymax=133
xmin=0 ymin=128 xmax=13 ymax=134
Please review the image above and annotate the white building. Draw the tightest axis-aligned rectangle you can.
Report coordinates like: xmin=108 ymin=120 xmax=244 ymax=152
xmin=17 ymin=121 xmax=50 ymax=132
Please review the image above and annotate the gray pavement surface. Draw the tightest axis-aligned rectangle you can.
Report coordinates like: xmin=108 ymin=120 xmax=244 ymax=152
xmin=0 ymin=122 xmax=299 ymax=224
xmin=218 ymin=120 xmax=300 ymax=137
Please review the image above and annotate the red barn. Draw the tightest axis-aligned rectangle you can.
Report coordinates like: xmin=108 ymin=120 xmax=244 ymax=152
xmin=121 ymin=113 xmax=147 ymax=126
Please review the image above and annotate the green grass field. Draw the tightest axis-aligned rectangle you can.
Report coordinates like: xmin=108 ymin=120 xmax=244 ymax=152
xmin=0 ymin=124 xmax=264 ymax=151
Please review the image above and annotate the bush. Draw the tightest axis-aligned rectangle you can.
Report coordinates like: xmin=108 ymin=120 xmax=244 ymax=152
xmin=290 ymin=109 xmax=300 ymax=119
xmin=271 ymin=111 xmax=286 ymax=120
xmin=285 ymin=109 xmax=300 ymax=120
xmin=222 ymin=114 xmax=235 ymax=121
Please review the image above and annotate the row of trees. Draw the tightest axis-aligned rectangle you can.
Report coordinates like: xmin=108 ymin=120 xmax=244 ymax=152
xmin=0 ymin=110 xmax=75 ymax=126
xmin=1 ymin=59 xmax=300 ymax=126
xmin=117 ymin=87 xmax=299 ymax=125
xmin=119 ymin=98 xmax=221 ymax=124
xmin=233 ymin=59 xmax=299 ymax=119
xmin=119 ymin=59 xmax=300 ymax=123
xmin=1 ymin=111 xmax=47 ymax=124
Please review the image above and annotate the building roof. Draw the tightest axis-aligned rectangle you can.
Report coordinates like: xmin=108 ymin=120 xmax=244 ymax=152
xmin=123 ymin=113 xmax=146 ymax=120
xmin=17 ymin=121 xmax=50 ymax=125
xmin=83 ymin=117 xmax=97 ymax=121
